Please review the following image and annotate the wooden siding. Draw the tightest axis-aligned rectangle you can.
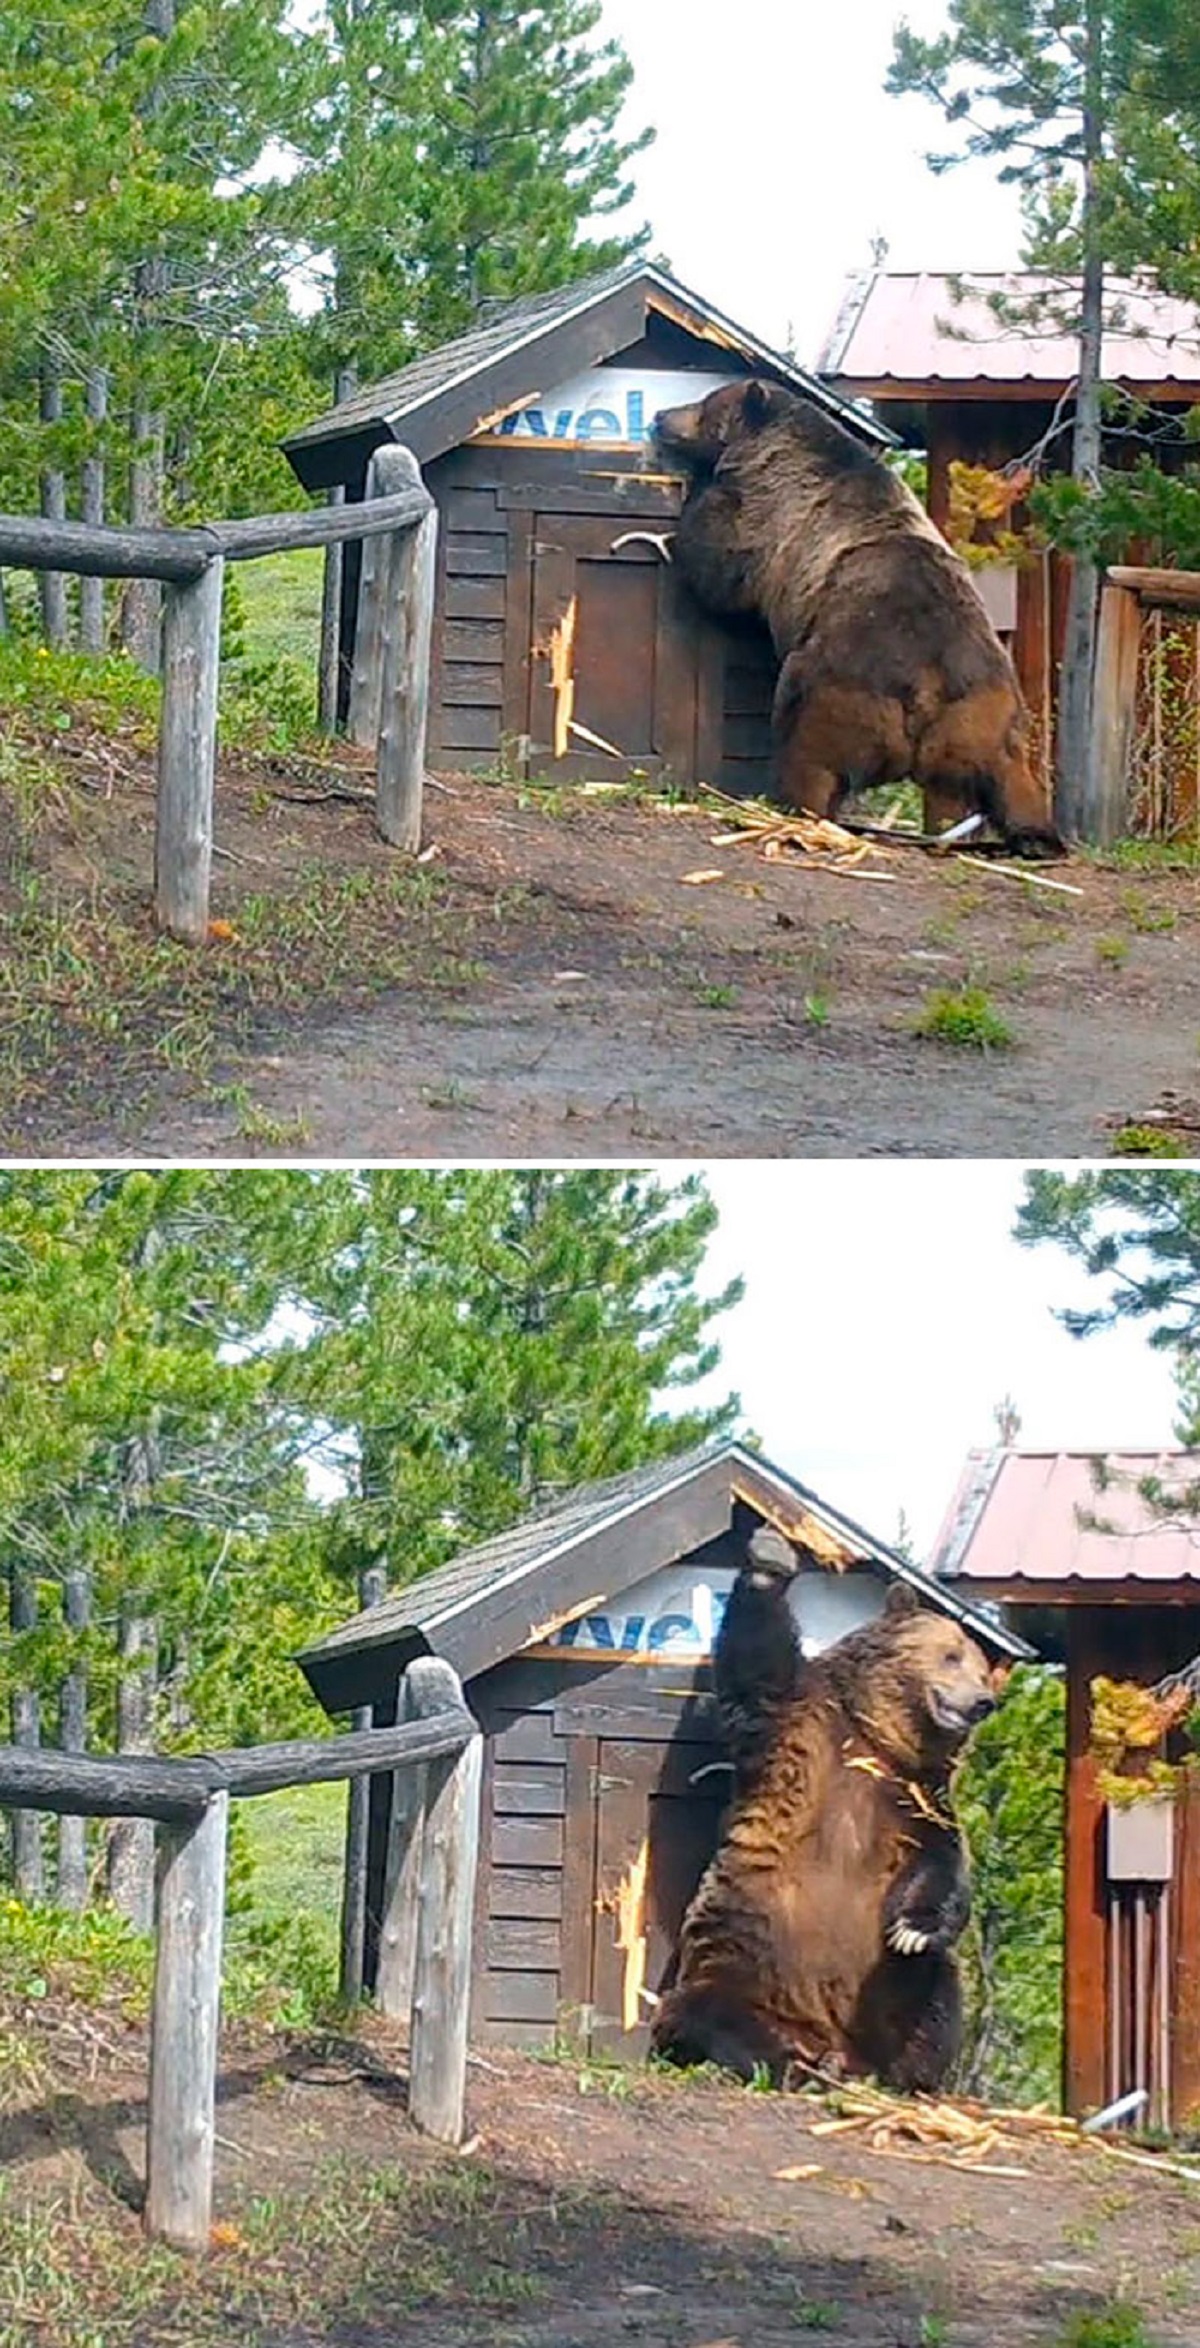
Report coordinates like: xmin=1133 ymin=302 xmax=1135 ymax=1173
xmin=469 ymin=1659 xmax=723 ymax=2052
xmin=423 ymin=444 xmax=776 ymax=793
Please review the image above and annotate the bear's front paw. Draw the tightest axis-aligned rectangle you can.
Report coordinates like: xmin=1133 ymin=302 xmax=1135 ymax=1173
xmin=886 ymin=1918 xmax=933 ymax=1957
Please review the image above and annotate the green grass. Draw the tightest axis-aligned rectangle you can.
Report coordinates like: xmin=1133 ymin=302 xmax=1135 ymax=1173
xmin=1122 ymin=892 xmax=1178 ymax=936
xmin=232 ymin=546 xmax=324 ymax=668
xmin=912 ymin=984 xmax=1014 ymax=1051
xmin=0 ymin=2147 xmax=556 ymax=2348
xmin=239 ymin=1781 xmax=344 ymax=1965
xmin=1092 ymin=837 xmax=1200 ymax=871
xmin=0 ymin=630 xmax=501 ymax=1134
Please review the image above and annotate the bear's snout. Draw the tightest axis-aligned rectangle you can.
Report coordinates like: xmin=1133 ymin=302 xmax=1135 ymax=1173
xmin=927 ymin=1677 xmax=996 ymax=1736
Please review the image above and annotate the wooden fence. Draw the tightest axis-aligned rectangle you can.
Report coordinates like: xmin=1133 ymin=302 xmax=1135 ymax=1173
xmin=1091 ymin=565 xmax=1200 ymax=845
xmin=0 ymin=1656 xmax=482 ymax=2253
xmin=0 ymin=445 xmax=438 ymax=943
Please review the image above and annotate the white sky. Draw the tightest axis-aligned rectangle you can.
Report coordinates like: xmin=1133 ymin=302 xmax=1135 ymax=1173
xmin=666 ymin=1162 xmax=1181 ymax=1560
xmin=600 ymin=0 xmax=1027 ymax=363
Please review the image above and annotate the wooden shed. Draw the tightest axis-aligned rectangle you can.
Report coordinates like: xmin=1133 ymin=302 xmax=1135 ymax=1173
xmin=820 ymin=269 xmax=1200 ymax=826
xmin=282 ymin=264 xmax=891 ymax=798
xmin=299 ymin=1439 xmax=1029 ymax=2058
xmin=931 ymin=1446 xmax=1200 ymax=2128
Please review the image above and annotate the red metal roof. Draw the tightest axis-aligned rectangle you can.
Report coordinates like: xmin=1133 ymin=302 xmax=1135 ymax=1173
xmin=819 ymin=271 xmax=1200 ymax=391
xmin=931 ymin=1450 xmax=1200 ymax=1587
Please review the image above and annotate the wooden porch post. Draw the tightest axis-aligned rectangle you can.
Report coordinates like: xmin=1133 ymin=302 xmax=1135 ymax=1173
xmin=1172 ymin=1766 xmax=1200 ymax=2126
xmin=1063 ymin=1610 xmax=1108 ymax=2117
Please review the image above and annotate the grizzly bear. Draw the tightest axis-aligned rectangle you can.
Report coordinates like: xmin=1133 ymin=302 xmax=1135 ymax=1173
xmin=650 ymin=1527 xmax=997 ymax=2092
xmin=651 ymin=381 xmax=1062 ymax=856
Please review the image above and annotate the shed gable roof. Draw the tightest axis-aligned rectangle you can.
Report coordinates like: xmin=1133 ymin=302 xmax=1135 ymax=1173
xmin=299 ymin=1438 xmax=1029 ymax=1712
xmin=930 ymin=1447 xmax=1200 ymax=1590
xmin=283 ymin=261 xmax=892 ymax=490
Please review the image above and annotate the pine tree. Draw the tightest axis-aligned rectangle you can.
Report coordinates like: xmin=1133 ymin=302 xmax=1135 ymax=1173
xmin=303 ymin=0 xmax=653 ymax=380
xmin=268 ymin=1166 xmax=741 ymax=1577
xmin=0 ymin=0 xmax=311 ymax=648
xmin=0 ymin=1167 xmax=740 ymax=1773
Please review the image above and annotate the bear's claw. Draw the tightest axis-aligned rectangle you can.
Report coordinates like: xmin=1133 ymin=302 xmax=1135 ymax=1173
xmin=887 ymin=1920 xmax=932 ymax=1957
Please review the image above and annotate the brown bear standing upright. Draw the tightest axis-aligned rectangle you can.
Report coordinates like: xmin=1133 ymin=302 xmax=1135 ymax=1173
xmin=651 ymin=1528 xmax=997 ymax=2092
xmin=652 ymin=381 xmax=1062 ymax=856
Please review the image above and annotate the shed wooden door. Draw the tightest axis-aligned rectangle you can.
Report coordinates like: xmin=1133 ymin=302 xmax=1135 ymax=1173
xmin=588 ymin=1738 xmax=728 ymax=2057
xmin=528 ymin=515 xmax=722 ymax=786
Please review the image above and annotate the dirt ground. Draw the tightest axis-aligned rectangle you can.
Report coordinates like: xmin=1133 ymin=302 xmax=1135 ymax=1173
xmin=9 ymin=726 xmax=1200 ymax=1158
xmin=4 ymin=2012 xmax=1199 ymax=2348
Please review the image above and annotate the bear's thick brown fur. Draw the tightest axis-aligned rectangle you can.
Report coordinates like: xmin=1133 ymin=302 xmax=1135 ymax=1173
xmin=652 ymin=381 xmax=1062 ymax=856
xmin=651 ymin=1533 xmax=998 ymax=2092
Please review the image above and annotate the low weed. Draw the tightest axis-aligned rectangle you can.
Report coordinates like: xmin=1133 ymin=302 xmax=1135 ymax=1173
xmin=1057 ymin=2304 xmax=1151 ymax=2348
xmin=1109 ymin=1124 xmax=1186 ymax=1158
xmin=913 ymin=985 xmax=1014 ymax=1051
xmin=1122 ymin=891 xmax=1178 ymax=936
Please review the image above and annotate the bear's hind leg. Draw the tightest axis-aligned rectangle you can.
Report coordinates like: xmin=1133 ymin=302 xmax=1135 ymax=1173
xmin=651 ymin=1986 xmax=799 ymax=2086
xmin=885 ymin=1958 xmax=963 ymax=2094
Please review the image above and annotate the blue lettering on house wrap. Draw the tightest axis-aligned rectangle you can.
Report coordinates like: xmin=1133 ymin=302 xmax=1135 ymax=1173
xmin=494 ymin=389 xmax=649 ymax=443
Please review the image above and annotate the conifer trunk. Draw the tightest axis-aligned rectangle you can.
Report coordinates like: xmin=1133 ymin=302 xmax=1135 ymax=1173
xmin=1055 ymin=0 xmax=1105 ymax=840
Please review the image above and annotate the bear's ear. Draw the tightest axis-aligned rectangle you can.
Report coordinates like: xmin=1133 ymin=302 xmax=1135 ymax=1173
xmin=883 ymin=1581 xmax=921 ymax=1620
xmin=741 ymin=380 xmax=774 ymax=431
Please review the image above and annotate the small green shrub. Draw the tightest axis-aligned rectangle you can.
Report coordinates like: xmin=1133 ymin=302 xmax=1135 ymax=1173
xmin=1058 ymin=2304 xmax=1151 ymax=2348
xmin=1109 ymin=1125 xmax=1185 ymax=1159
xmin=913 ymin=985 xmax=1013 ymax=1050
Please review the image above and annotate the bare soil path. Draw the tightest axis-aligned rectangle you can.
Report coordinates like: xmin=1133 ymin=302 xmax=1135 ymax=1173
xmin=3 ymin=2020 xmax=1198 ymax=2347
xmin=7 ymin=735 xmax=1200 ymax=1158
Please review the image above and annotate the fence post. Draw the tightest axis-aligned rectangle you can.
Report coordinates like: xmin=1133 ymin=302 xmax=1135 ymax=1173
xmin=376 ymin=1669 xmax=425 ymax=2020
xmin=338 ymin=1560 xmax=386 ymax=2002
xmin=155 ymin=555 xmax=224 ymax=944
xmin=347 ymin=452 xmax=389 ymax=750
xmin=317 ymin=366 xmax=356 ymax=734
xmin=9 ymin=1565 xmax=45 ymax=1902
xmin=108 ymin=1601 xmax=159 ymax=1932
xmin=407 ymin=1659 xmax=482 ymax=2144
xmin=146 ymin=1789 xmax=228 ymax=2252
xmin=374 ymin=455 xmax=437 ymax=854
xmin=57 ymin=1568 xmax=91 ymax=1912
xmin=79 ymin=368 xmax=109 ymax=655
xmin=1085 ymin=580 xmax=1142 ymax=847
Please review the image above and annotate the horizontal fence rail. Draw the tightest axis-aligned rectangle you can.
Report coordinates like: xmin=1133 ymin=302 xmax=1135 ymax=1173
xmin=0 ymin=485 xmax=433 ymax=583
xmin=0 ymin=1657 xmax=481 ymax=2254
xmin=0 ymin=453 xmax=439 ymax=944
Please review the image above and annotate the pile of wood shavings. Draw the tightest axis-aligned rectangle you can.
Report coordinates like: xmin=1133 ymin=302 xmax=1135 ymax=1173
xmin=699 ymin=788 xmax=899 ymax=880
xmin=803 ymin=2083 xmax=1086 ymax=2178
